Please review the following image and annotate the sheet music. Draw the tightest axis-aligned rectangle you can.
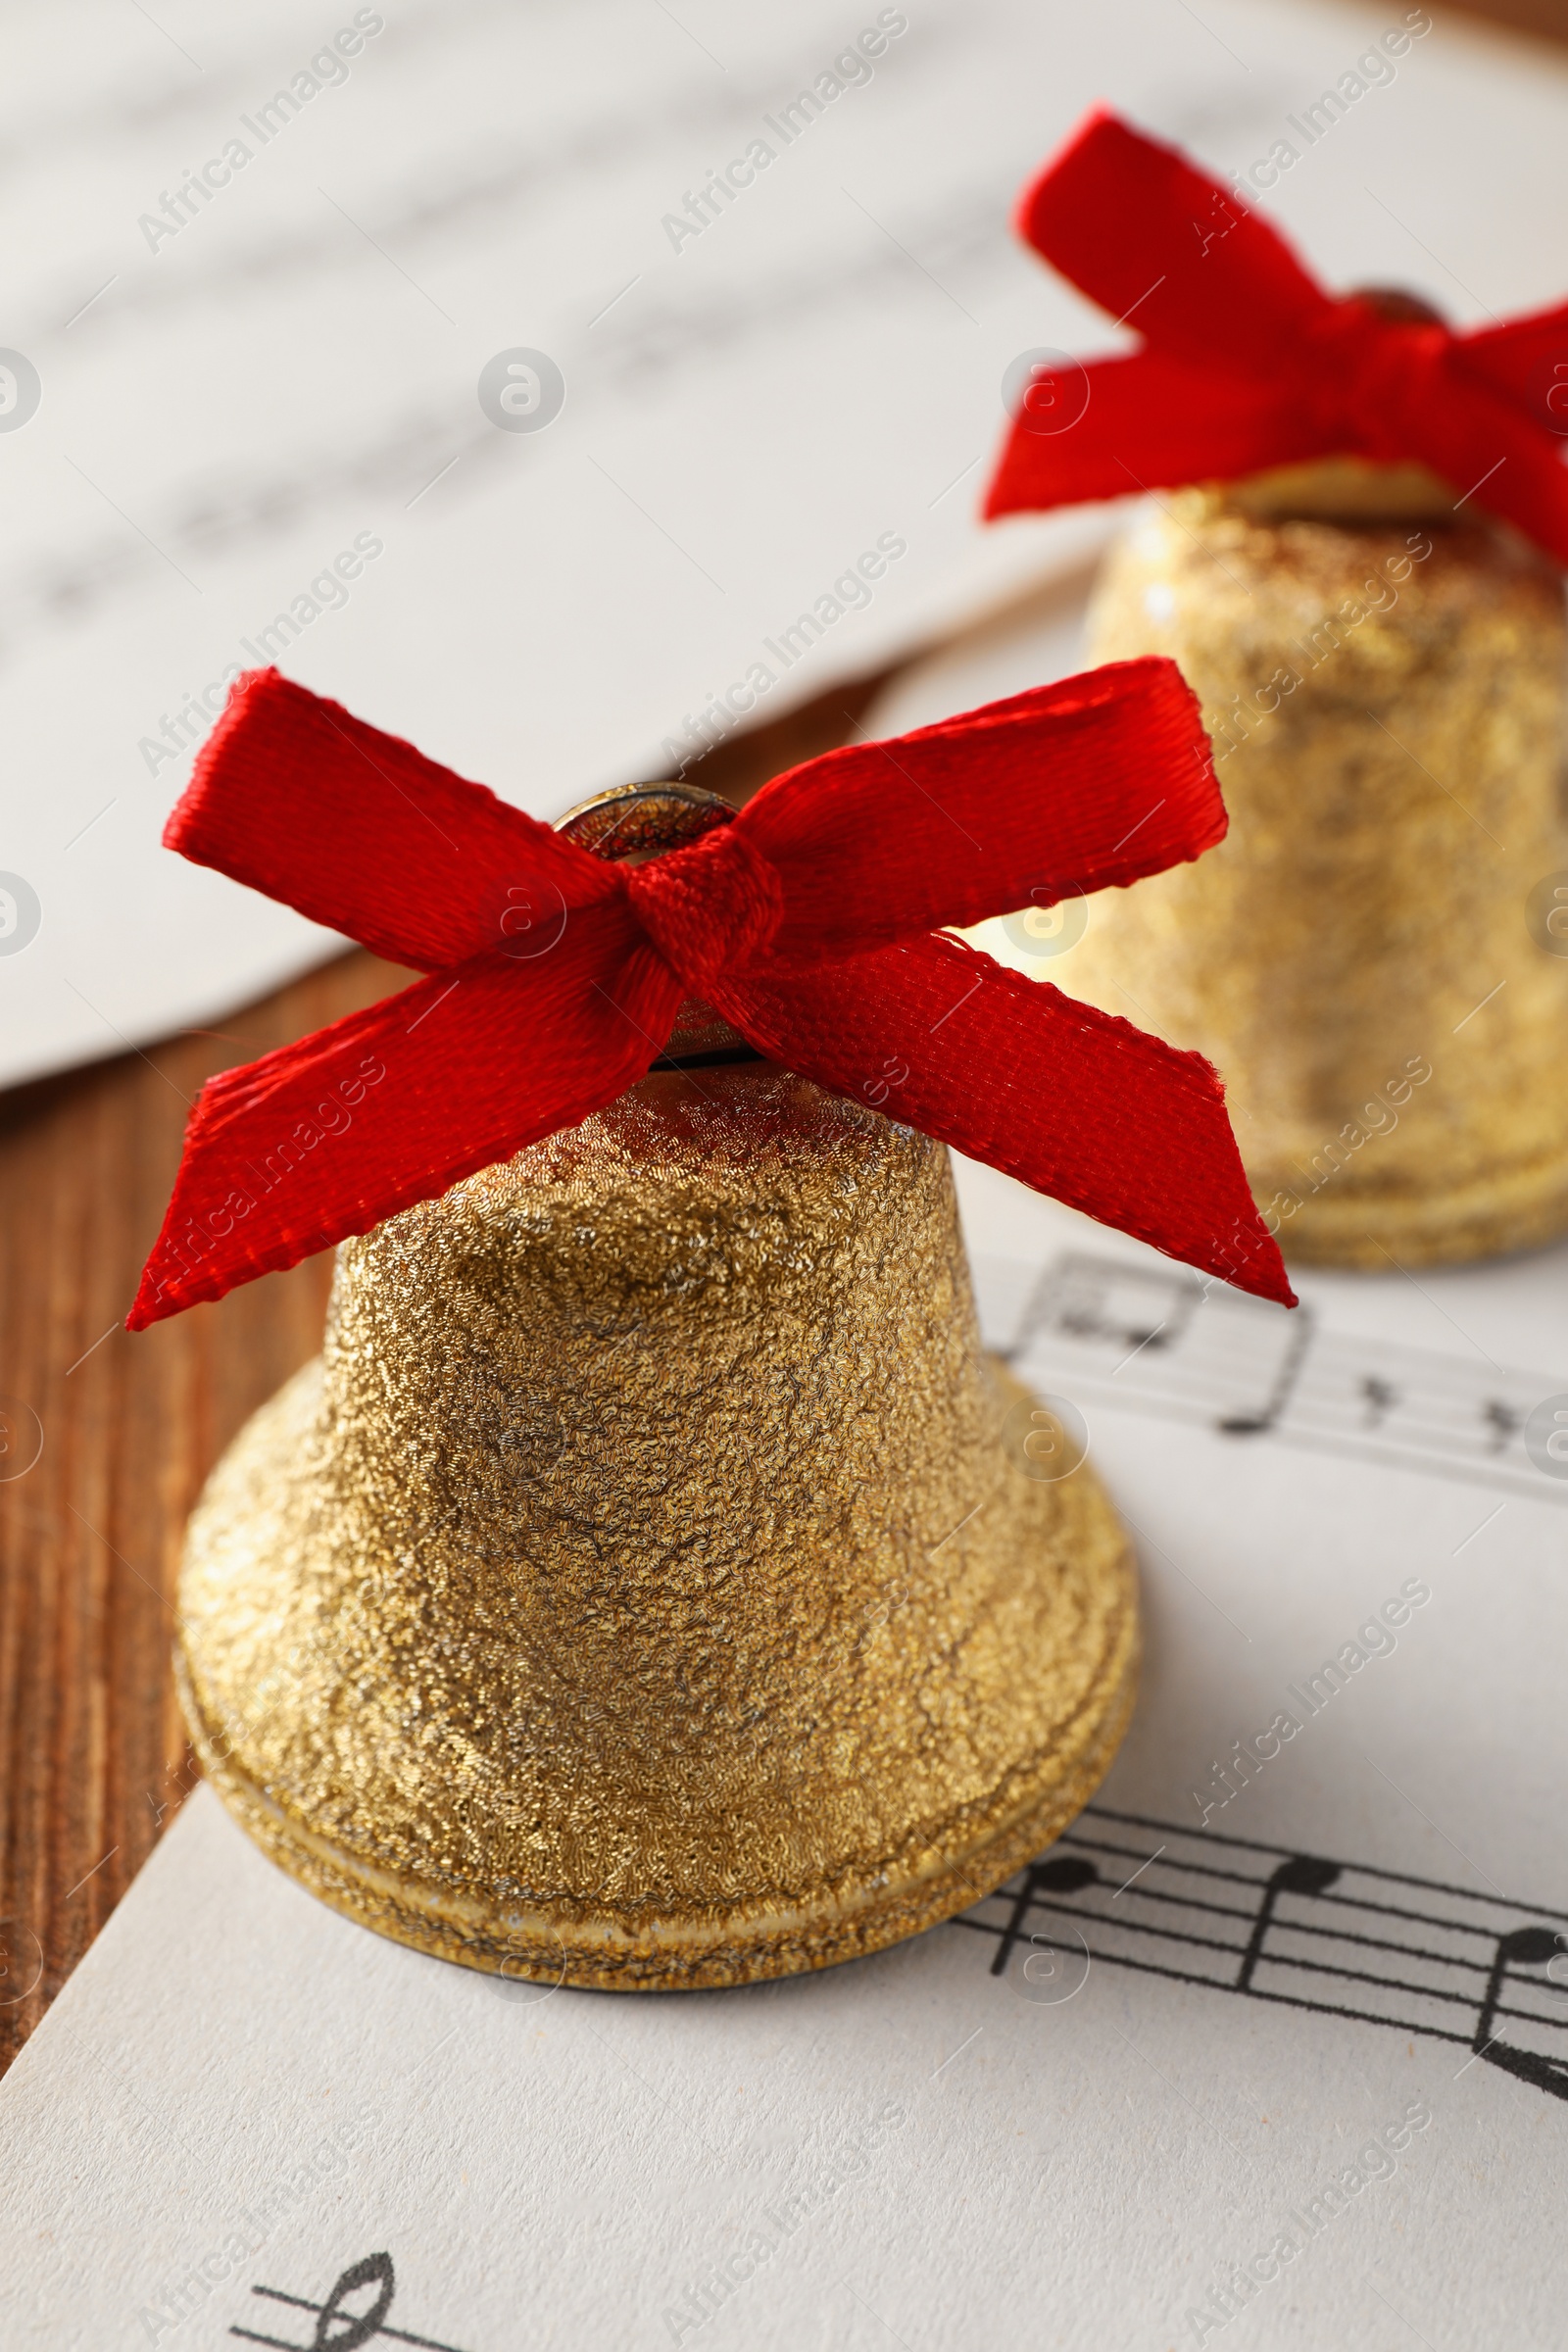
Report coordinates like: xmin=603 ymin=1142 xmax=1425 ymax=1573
xmin=6 ymin=0 xmax=1568 ymax=1086
xmin=966 ymin=1804 xmax=1568 ymax=2098
xmin=972 ymin=1248 xmax=1568 ymax=1501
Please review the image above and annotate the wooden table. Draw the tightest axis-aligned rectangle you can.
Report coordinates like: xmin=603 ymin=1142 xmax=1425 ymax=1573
xmin=0 ymin=675 xmax=884 ymax=2077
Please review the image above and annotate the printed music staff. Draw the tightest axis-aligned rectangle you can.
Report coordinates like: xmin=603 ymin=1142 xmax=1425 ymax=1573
xmin=957 ymin=1805 xmax=1568 ymax=2101
xmin=973 ymin=1249 xmax=1568 ymax=1502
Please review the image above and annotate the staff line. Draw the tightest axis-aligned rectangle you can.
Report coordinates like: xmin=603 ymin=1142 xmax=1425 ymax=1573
xmin=1055 ymin=1834 xmax=1532 ymax=1942
xmin=1034 ymin=1868 xmax=1545 ymax=1969
xmin=970 ymin=1891 xmax=1556 ymax=2020
xmin=953 ymin=1915 xmax=1478 ymax=2051
xmin=963 ymin=1916 xmax=1566 ymax=2050
xmin=1086 ymin=1804 xmax=1565 ymax=1919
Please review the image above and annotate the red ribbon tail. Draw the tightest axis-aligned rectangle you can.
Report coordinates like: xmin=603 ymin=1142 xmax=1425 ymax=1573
xmin=1457 ymin=299 xmax=1568 ymax=410
xmin=127 ymin=918 xmax=680 ymax=1328
xmin=714 ymin=936 xmax=1295 ymax=1307
xmin=1414 ymin=365 xmax=1568 ymax=569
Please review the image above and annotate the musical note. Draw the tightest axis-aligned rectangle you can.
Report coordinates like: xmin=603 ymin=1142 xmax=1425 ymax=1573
xmin=1359 ymin=1377 xmax=1398 ymax=1430
xmin=1235 ymin=1855 xmax=1342 ymax=1993
xmin=1482 ymin=1400 xmax=1524 ymax=1454
xmin=986 ymin=1855 xmax=1098 ymax=1984
xmin=980 ymin=1249 xmax=1568 ymax=1502
xmin=230 ymin=2252 xmax=471 ymax=2352
xmin=957 ymin=1805 xmax=1568 ymax=2102
xmin=1214 ymin=1303 xmax=1314 ymax=1438
xmin=1470 ymin=1927 xmax=1568 ymax=2096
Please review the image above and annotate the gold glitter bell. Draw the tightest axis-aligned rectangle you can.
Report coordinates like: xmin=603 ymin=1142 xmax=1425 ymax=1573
xmin=980 ymin=104 xmax=1568 ymax=1271
xmin=1058 ymin=450 xmax=1568 ymax=1268
xmin=177 ymin=787 xmax=1138 ymax=1990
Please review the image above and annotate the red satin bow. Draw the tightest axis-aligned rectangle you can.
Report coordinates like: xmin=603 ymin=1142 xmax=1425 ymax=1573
xmin=127 ymin=662 xmax=1293 ymax=1328
xmin=986 ymin=108 xmax=1568 ymax=565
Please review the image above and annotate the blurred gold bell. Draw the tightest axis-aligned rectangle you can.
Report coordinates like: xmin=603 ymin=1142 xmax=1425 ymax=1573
xmin=1064 ymin=453 xmax=1568 ymax=1268
xmin=176 ymin=786 xmax=1138 ymax=1989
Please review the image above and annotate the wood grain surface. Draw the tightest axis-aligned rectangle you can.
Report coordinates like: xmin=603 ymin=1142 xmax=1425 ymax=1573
xmin=0 ymin=674 xmax=885 ymax=2079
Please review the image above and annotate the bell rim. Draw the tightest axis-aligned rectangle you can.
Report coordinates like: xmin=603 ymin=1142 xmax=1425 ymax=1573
xmin=175 ymin=1359 xmax=1141 ymax=1990
xmin=176 ymin=1593 xmax=1138 ymax=1992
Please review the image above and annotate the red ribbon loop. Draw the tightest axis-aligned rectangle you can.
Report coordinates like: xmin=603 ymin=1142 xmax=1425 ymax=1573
xmin=126 ymin=661 xmax=1295 ymax=1328
xmin=986 ymin=107 xmax=1568 ymax=566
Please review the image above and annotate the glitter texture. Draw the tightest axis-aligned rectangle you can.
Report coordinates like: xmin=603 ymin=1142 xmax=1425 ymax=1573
xmin=178 ymin=1065 xmax=1138 ymax=1988
xmin=1073 ymin=479 xmax=1568 ymax=1265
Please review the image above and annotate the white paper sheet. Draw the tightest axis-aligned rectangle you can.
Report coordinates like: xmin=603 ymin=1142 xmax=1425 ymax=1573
xmin=9 ymin=5 xmax=1568 ymax=2343
xmin=5 ymin=1154 xmax=1568 ymax=2351
xmin=4 ymin=0 xmax=1568 ymax=1086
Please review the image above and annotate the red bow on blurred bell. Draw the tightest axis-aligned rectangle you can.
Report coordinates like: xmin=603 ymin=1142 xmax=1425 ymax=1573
xmin=986 ymin=107 xmax=1568 ymax=566
xmin=128 ymin=662 xmax=1294 ymax=1328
